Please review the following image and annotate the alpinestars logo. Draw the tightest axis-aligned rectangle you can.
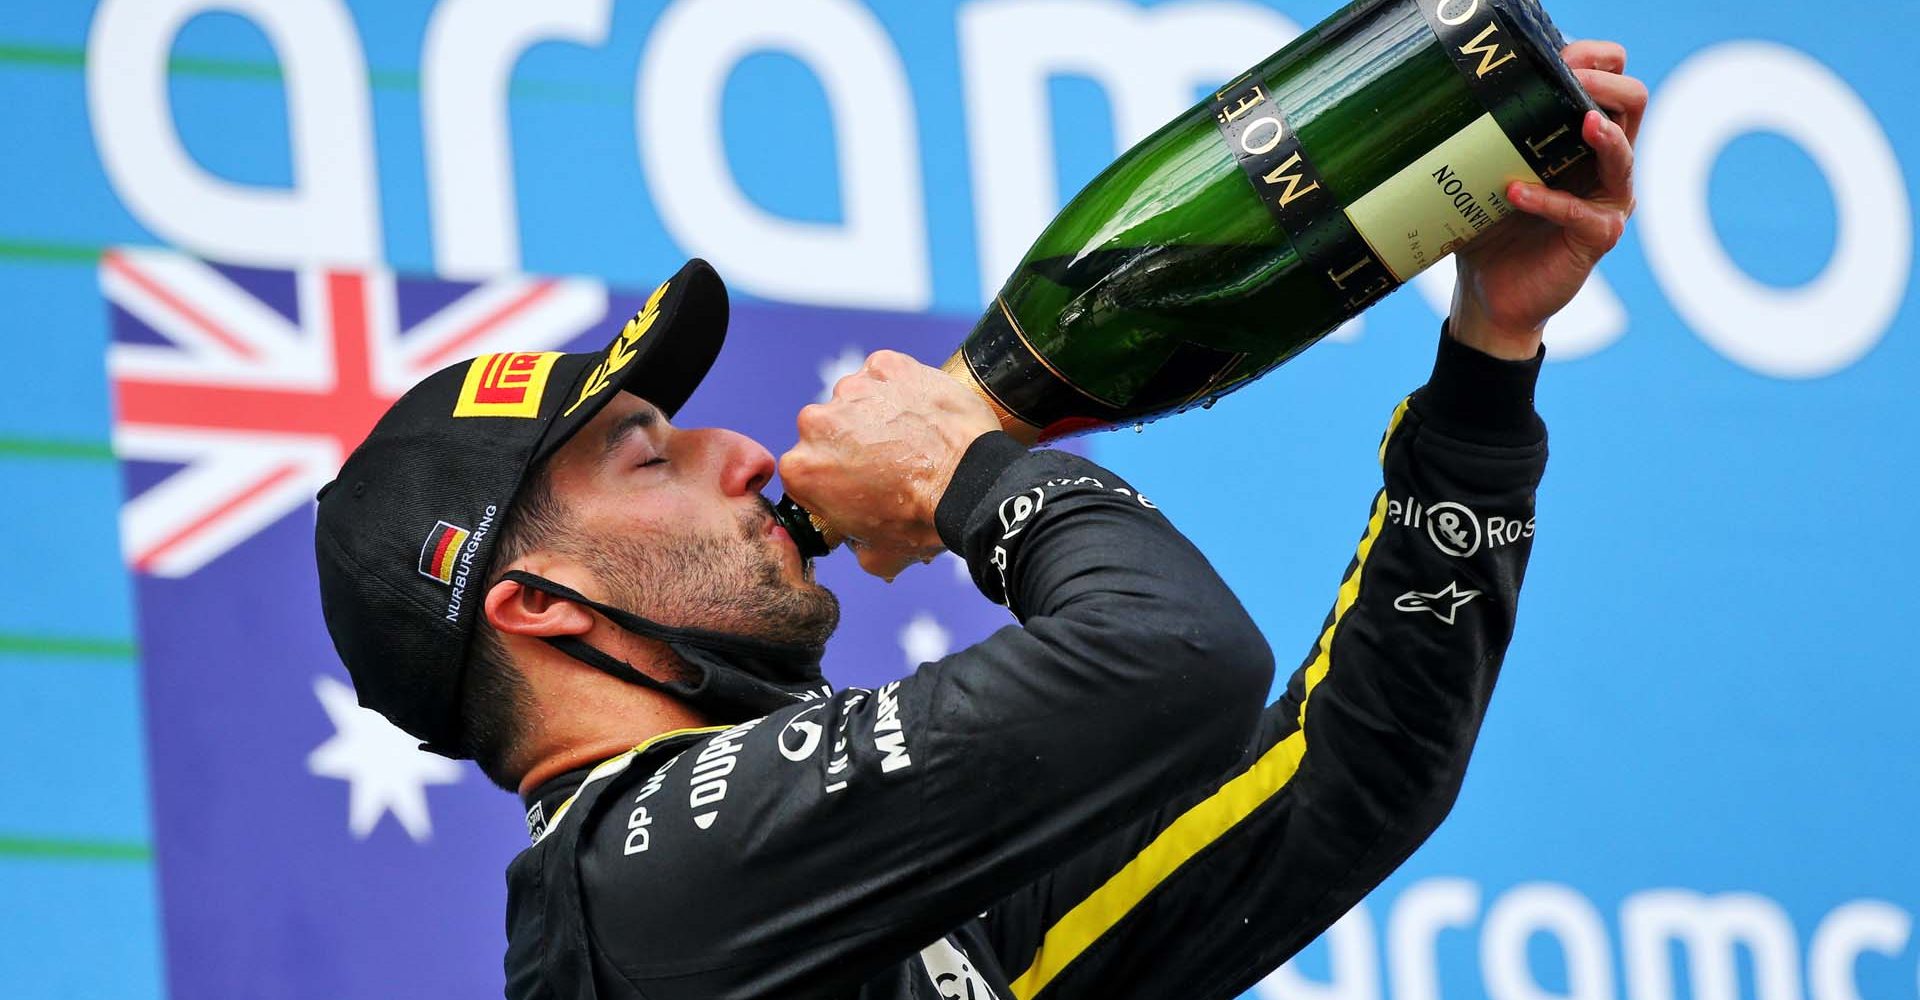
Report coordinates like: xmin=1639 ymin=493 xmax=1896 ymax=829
xmin=1394 ymin=581 xmax=1482 ymax=625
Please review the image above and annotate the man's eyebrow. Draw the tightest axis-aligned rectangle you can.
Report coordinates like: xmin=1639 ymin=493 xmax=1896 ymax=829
xmin=601 ymin=406 xmax=659 ymax=463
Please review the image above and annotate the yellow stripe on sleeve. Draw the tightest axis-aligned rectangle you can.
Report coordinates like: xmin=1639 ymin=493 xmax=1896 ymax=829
xmin=1378 ymin=396 xmax=1409 ymax=465
xmin=1008 ymin=398 xmax=1411 ymax=1000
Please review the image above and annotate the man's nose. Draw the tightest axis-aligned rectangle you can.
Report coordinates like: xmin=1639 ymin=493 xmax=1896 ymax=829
xmin=695 ymin=428 xmax=775 ymax=497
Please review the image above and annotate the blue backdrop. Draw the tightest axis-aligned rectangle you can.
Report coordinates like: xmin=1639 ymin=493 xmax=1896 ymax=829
xmin=1 ymin=2 xmax=1912 ymax=998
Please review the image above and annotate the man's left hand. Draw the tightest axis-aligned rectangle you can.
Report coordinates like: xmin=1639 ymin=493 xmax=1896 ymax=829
xmin=1449 ymin=40 xmax=1648 ymax=360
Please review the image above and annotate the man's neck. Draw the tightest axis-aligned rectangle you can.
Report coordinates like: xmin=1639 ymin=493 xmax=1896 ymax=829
xmin=510 ymin=629 xmax=713 ymax=798
xmin=515 ymin=700 xmax=713 ymax=797
xmin=518 ymin=737 xmax=654 ymax=797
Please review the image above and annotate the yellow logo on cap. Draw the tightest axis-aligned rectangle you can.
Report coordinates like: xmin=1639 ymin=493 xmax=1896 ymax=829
xmin=565 ymin=279 xmax=669 ymax=416
xmin=453 ymin=351 xmax=562 ymax=418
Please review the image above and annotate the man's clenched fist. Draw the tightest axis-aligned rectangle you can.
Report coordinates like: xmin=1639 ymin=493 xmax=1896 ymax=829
xmin=779 ymin=350 xmax=1000 ymax=580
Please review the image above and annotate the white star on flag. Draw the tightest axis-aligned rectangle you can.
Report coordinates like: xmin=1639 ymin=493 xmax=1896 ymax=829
xmin=307 ymin=675 xmax=462 ymax=842
xmin=899 ymin=612 xmax=952 ymax=667
xmin=817 ymin=345 xmax=866 ymax=402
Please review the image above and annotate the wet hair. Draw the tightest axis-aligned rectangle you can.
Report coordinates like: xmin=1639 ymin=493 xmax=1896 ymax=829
xmin=459 ymin=460 xmax=568 ymax=791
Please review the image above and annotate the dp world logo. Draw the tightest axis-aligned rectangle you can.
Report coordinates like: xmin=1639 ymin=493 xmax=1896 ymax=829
xmin=1425 ymin=501 xmax=1482 ymax=558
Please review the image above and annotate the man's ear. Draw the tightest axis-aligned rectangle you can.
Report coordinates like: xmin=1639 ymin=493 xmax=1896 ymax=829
xmin=484 ymin=575 xmax=596 ymax=638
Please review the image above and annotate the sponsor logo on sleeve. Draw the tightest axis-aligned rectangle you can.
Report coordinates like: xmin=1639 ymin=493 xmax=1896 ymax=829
xmin=1387 ymin=496 xmax=1535 ymax=558
xmin=1394 ymin=581 xmax=1482 ymax=625
xmin=452 ymin=351 xmax=561 ymax=418
xmin=988 ymin=476 xmax=1159 ymax=606
xmin=1037 ymin=475 xmax=1158 ymax=509
xmin=988 ymin=545 xmax=1012 ymax=607
xmin=998 ymin=487 xmax=1045 ymax=539
xmin=1423 ymin=500 xmax=1483 ymax=557
xmin=920 ymin=937 xmax=1002 ymax=1000
xmin=1485 ymin=513 xmax=1535 ymax=548
xmin=998 ymin=476 xmax=1160 ymax=543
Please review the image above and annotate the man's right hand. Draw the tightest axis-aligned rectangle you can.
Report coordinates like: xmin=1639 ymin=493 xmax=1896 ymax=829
xmin=1449 ymin=40 xmax=1645 ymax=361
xmin=778 ymin=350 xmax=1000 ymax=580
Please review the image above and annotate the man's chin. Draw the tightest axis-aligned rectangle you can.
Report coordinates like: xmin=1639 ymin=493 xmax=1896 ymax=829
xmin=756 ymin=597 xmax=839 ymax=648
xmin=788 ymin=579 xmax=840 ymax=644
xmin=753 ymin=557 xmax=839 ymax=647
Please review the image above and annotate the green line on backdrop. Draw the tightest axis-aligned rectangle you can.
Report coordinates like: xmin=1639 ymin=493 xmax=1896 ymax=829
xmin=1 ymin=41 xmax=281 ymax=82
xmin=0 ymin=42 xmax=84 ymax=70
xmin=0 ymin=436 xmax=116 ymax=461
xmin=168 ymin=53 xmax=284 ymax=82
xmin=0 ymin=633 xmax=136 ymax=660
xmin=0 ymin=835 xmax=152 ymax=862
xmin=0 ymin=40 xmax=622 ymax=103
xmin=0 ymin=238 xmax=102 ymax=265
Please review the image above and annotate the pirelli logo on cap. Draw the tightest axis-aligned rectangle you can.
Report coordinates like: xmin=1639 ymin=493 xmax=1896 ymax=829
xmin=453 ymin=351 xmax=562 ymax=418
xmin=418 ymin=521 xmax=471 ymax=584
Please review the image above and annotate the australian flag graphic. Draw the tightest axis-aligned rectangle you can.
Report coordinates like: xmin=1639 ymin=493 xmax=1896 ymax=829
xmin=103 ymin=249 xmax=1011 ymax=999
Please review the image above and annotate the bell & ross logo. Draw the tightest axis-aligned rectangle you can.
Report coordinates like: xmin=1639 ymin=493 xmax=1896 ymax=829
xmin=452 ymin=351 xmax=561 ymax=418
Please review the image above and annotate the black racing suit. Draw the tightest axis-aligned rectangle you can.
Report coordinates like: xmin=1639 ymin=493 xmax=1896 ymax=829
xmin=505 ymin=332 xmax=1548 ymax=1000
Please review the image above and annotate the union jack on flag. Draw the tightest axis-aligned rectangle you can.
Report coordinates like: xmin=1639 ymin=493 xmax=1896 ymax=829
xmin=103 ymin=247 xmax=612 ymax=577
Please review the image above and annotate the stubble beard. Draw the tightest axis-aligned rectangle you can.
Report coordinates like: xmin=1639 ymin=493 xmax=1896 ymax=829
xmin=572 ymin=505 xmax=840 ymax=648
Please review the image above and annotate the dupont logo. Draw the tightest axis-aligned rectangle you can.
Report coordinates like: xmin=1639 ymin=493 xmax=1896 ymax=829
xmin=418 ymin=521 xmax=472 ymax=585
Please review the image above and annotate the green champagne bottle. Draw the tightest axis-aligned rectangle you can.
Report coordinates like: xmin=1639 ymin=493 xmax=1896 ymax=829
xmin=777 ymin=0 xmax=1598 ymax=557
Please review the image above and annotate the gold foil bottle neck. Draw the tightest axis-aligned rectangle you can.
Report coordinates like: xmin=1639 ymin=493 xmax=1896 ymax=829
xmin=940 ymin=349 xmax=1043 ymax=446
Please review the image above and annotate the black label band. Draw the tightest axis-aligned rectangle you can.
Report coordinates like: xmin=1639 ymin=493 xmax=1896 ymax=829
xmin=960 ymin=298 xmax=1131 ymax=435
xmin=1208 ymin=73 xmax=1396 ymax=312
xmin=1414 ymin=0 xmax=1599 ymax=189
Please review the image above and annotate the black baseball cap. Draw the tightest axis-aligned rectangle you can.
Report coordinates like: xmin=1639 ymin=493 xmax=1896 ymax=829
xmin=314 ymin=259 xmax=728 ymax=756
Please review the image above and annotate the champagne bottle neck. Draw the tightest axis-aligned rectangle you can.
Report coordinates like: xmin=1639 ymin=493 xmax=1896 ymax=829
xmin=939 ymin=350 xmax=1043 ymax=446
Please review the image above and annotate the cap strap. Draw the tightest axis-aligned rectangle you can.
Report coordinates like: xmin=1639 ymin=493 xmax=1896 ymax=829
xmin=500 ymin=570 xmax=815 ymax=660
xmin=540 ymin=634 xmax=681 ymax=696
